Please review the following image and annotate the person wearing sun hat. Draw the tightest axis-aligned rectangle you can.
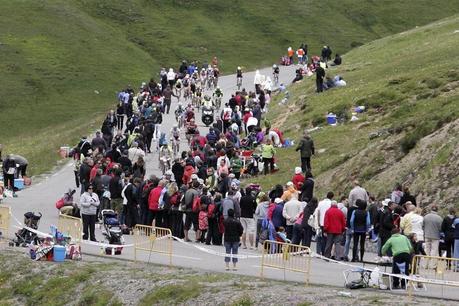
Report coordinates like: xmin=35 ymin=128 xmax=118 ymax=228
xmin=292 ymin=167 xmax=305 ymax=190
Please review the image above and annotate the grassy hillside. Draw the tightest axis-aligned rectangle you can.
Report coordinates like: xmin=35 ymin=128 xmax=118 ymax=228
xmin=250 ymin=15 xmax=459 ymax=208
xmin=1 ymin=0 xmax=459 ymax=175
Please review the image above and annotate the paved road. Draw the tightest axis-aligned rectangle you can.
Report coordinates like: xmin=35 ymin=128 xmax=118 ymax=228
xmin=5 ymin=64 xmax=456 ymax=300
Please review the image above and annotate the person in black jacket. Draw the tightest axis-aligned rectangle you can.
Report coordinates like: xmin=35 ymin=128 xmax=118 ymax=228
xmin=350 ymin=199 xmax=370 ymax=262
xmin=239 ymin=188 xmax=257 ymax=249
xmin=223 ymin=209 xmax=243 ymax=271
xmin=124 ymin=178 xmax=141 ymax=229
xmin=316 ymin=65 xmax=325 ymax=93
xmin=79 ymin=157 xmax=93 ymax=195
xmin=378 ymin=200 xmax=396 ymax=256
xmin=301 ymin=197 xmax=318 ymax=247
xmin=399 ymin=186 xmax=416 ymax=207
xmin=109 ymin=168 xmax=124 ymax=214
xmin=300 ymin=171 xmax=314 ymax=202
xmin=441 ymin=207 xmax=456 ymax=260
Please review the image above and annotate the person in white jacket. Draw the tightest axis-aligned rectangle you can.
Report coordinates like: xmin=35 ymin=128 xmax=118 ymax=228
xmin=282 ymin=199 xmax=304 ymax=240
xmin=80 ymin=184 xmax=100 ymax=241
xmin=400 ymin=203 xmax=424 ymax=241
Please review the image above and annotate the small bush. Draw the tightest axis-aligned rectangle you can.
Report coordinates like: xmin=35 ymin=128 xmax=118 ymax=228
xmin=422 ymin=78 xmax=442 ymax=89
xmin=311 ymin=116 xmax=326 ymax=127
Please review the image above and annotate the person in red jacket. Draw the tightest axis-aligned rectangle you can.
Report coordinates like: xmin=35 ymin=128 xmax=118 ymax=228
xmin=148 ymin=181 xmax=165 ymax=226
xmin=292 ymin=167 xmax=305 ymax=190
xmin=324 ymin=201 xmax=346 ymax=259
xmin=182 ymin=162 xmax=195 ymax=186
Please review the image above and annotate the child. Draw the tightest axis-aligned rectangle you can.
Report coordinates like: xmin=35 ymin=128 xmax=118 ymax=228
xmin=408 ymin=233 xmax=426 ymax=256
xmin=199 ymin=204 xmax=209 ymax=243
xmin=276 ymin=226 xmax=291 ymax=243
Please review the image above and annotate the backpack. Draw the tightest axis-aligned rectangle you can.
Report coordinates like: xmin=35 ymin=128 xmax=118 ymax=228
xmin=207 ymin=203 xmax=216 ymax=218
xmin=192 ymin=195 xmax=201 ymax=213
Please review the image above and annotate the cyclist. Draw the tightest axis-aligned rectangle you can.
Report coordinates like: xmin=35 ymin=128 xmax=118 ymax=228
xmin=170 ymin=125 xmax=181 ymax=155
xmin=212 ymin=87 xmax=223 ymax=109
xmin=203 ymin=95 xmax=213 ymax=109
xmin=236 ymin=66 xmax=243 ymax=89
xmin=272 ymin=64 xmax=280 ymax=84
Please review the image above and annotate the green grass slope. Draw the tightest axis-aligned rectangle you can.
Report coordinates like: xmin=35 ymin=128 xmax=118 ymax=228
xmin=1 ymin=0 xmax=459 ymax=175
xmin=251 ymin=15 xmax=459 ymax=208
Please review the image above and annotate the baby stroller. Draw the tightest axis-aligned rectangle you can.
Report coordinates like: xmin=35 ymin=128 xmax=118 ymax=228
xmin=101 ymin=209 xmax=124 ymax=255
xmin=13 ymin=212 xmax=42 ymax=247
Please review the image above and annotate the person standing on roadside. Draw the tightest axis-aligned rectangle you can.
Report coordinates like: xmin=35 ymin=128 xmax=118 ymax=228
xmin=350 ymin=199 xmax=370 ymax=262
xmin=323 ymin=200 xmax=346 ymax=259
xmin=80 ymin=184 xmax=100 ymax=241
xmin=239 ymin=187 xmax=257 ymax=249
xmin=223 ymin=209 xmax=244 ymax=271
xmin=423 ymin=205 xmax=443 ymax=268
xmin=441 ymin=208 xmax=456 ymax=260
xmin=295 ymin=130 xmax=315 ymax=173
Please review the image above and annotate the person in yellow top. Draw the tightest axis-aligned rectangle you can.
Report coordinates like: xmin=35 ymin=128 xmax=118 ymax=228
xmin=281 ymin=182 xmax=299 ymax=202
xmin=287 ymin=47 xmax=294 ymax=64
xmin=261 ymin=139 xmax=276 ymax=175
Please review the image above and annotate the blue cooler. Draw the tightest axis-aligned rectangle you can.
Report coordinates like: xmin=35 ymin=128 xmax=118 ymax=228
xmin=327 ymin=113 xmax=337 ymax=125
xmin=14 ymin=179 xmax=25 ymax=190
xmin=53 ymin=245 xmax=66 ymax=262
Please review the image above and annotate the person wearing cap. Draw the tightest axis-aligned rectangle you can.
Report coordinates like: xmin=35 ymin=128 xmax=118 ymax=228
xmin=80 ymin=184 xmax=100 ymax=241
xmin=292 ymin=167 xmax=305 ymax=190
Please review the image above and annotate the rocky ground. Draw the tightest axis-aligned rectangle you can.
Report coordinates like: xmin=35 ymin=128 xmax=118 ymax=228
xmin=0 ymin=247 xmax=455 ymax=306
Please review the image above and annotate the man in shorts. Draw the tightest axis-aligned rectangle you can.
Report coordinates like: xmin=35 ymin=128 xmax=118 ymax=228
xmin=239 ymin=187 xmax=257 ymax=249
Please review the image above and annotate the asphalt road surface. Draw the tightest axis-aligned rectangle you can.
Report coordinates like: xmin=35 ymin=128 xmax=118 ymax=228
xmin=5 ymin=64 xmax=456 ymax=301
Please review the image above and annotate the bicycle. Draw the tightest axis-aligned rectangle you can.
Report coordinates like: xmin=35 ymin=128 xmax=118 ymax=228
xmin=171 ymin=137 xmax=180 ymax=157
xmin=236 ymin=76 xmax=242 ymax=90
xmin=273 ymin=72 xmax=279 ymax=86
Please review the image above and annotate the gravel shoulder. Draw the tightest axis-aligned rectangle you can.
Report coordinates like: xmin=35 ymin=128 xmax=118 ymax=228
xmin=0 ymin=247 xmax=455 ymax=306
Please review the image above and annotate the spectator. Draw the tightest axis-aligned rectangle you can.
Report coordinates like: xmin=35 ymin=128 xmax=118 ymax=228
xmin=348 ymin=180 xmax=369 ymax=207
xmin=423 ymin=205 xmax=443 ymax=267
xmin=323 ymin=201 xmax=346 ymax=259
xmin=295 ymin=130 xmax=315 ymax=172
xmin=239 ymin=187 xmax=257 ymax=249
xmin=441 ymin=207 xmax=456 ymax=260
xmin=292 ymin=167 xmax=305 ymax=190
xmin=282 ymin=198 xmax=303 ymax=240
xmin=315 ymin=191 xmax=333 ymax=255
xmin=80 ymin=184 xmax=100 ymax=241
xmin=382 ymin=228 xmax=413 ymax=289
xmin=223 ymin=209 xmax=243 ymax=271
xmin=350 ymin=199 xmax=370 ymax=262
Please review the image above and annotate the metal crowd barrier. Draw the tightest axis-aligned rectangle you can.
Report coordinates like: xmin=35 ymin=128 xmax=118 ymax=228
xmin=0 ymin=205 xmax=11 ymax=243
xmin=58 ymin=213 xmax=83 ymax=243
xmin=133 ymin=225 xmax=173 ymax=266
xmin=409 ymin=254 xmax=459 ymax=299
xmin=260 ymin=240 xmax=311 ymax=285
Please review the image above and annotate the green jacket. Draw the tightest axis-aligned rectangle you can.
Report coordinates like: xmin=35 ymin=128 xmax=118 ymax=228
xmin=230 ymin=157 xmax=243 ymax=173
xmin=295 ymin=136 xmax=315 ymax=158
xmin=261 ymin=144 xmax=276 ymax=159
xmin=382 ymin=234 xmax=413 ymax=257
